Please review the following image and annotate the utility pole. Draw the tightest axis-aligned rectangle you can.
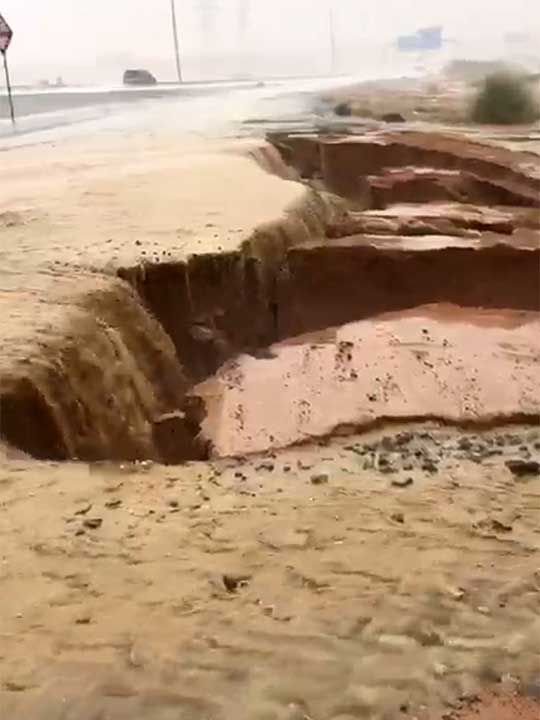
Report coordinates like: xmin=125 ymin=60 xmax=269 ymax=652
xmin=170 ymin=0 xmax=183 ymax=83
xmin=329 ymin=5 xmax=337 ymax=75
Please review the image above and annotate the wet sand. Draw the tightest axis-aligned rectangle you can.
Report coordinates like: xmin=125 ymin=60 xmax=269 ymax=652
xmin=0 ymin=426 xmax=539 ymax=719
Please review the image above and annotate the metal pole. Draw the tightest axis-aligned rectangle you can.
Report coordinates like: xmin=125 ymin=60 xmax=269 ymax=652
xmin=170 ymin=0 xmax=183 ymax=83
xmin=2 ymin=50 xmax=15 ymax=125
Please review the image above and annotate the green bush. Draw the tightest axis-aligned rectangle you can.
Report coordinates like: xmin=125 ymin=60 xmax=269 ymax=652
xmin=334 ymin=101 xmax=352 ymax=117
xmin=471 ymin=72 xmax=539 ymax=124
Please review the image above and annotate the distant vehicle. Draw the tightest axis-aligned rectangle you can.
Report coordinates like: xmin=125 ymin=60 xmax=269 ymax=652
xmin=123 ymin=69 xmax=157 ymax=86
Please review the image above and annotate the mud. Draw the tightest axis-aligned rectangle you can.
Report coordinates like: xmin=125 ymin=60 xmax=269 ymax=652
xmin=198 ymin=306 xmax=540 ymax=457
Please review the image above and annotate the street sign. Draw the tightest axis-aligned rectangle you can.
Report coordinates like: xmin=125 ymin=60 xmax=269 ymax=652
xmin=0 ymin=13 xmax=13 ymax=53
xmin=0 ymin=13 xmax=15 ymax=124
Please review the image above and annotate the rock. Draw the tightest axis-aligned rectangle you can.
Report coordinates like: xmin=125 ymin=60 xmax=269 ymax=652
xmin=74 ymin=503 xmax=92 ymax=516
xmin=448 ymin=587 xmax=465 ymax=601
xmin=153 ymin=407 xmax=210 ymax=464
xmin=491 ymin=518 xmax=513 ymax=533
xmin=222 ymin=574 xmax=251 ymax=593
xmin=83 ymin=518 xmax=103 ymax=530
xmin=380 ymin=112 xmax=406 ymax=123
xmin=433 ymin=662 xmax=449 ymax=678
xmin=381 ymin=435 xmax=396 ymax=451
xmin=256 ymin=462 xmax=275 ymax=472
xmin=422 ymin=459 xmax=439 ymax=474
xmin=391 ymin=512 xmax=405 ymax=524
xmin=310 ymin=473 xmax=329 ymax=485
xmin=363 ymin=456 xmax=375 ymax=470
xmin=105 ymin=499 xmax=122 ymax=510
xmin=392 ymin=477 xmax=414 ymax=488
xmin=458 ymin=437 xmax=473 ymax=451
xmin=469 ymin=452 xmax=485 ymax=464
xmin=75 ymin=616 xmax=92 ymax=625
xmin=395 ymin=432 xmax=413 ymax=446
xmin=168 ymin=500 xmax=179 ymax=509
xmin=506 ymin=459 xmax=540 ymax=477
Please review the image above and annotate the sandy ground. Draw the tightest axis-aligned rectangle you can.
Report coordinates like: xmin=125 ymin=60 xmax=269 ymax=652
xmin=1 ymin=425 xmax=539 ymax=719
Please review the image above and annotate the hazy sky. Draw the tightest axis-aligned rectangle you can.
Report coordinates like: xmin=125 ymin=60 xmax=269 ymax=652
xmin=1 ymin=0 xmax=539 ymax=82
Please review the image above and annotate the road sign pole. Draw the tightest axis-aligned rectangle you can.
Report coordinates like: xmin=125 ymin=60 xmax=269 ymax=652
xmin=2 ymin=50 xmax=15 ymax=125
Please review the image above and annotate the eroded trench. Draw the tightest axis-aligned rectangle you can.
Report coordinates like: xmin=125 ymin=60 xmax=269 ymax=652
xmin=1 ymin=133 xmax=539 ymax=463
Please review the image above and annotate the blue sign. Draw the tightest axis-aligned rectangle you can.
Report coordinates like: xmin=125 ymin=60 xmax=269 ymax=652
xmin=397 ymin=26 xmax=443 ymax=52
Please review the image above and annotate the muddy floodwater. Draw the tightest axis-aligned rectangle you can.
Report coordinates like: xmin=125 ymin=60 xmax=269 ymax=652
xmin=198 ymin=305 xmax=540 ymax=457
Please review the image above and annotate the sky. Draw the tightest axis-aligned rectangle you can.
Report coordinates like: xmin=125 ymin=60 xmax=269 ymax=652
xmin=1 ymin=0 xmax=539 ymax=84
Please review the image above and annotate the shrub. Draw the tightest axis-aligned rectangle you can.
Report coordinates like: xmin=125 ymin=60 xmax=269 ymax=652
xmin=471 ymin=72 xmax=539 ymax=124
xmin=334 ymin=101 xmax=353 ymax=117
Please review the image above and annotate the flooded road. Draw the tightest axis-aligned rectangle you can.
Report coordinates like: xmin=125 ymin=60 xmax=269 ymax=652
xmin=0 ymin=74 xmax=353 ymax=148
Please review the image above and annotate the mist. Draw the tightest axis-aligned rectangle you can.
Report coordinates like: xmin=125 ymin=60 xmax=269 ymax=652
xmin=1 ymin=0 xmax=539 ymax=86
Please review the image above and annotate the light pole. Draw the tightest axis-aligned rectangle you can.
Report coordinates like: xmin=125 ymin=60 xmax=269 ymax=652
xmin=170 ymin=0 xmax=183 ymax=82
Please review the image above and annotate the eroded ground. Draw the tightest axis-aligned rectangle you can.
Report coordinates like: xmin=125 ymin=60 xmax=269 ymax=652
xmin=0 ymin=92 xmax=539 ymax=718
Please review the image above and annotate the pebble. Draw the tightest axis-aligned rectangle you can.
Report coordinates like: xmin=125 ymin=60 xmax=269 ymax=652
xmin=392 ymin=477 xmax=414 ymax=489
xmin=74 ymin=503 xmax=92 ymax=516
xmin=222 ymin=574 xmax=251 ymax=593
xmin=105 ymin=499 xmax=122 ymax=510
xmin=421 ymin=459 xmax=439 ymax=474
xmin=75 ymin=616 xmax=92 ymax=625
xmin=310 ymin=473 xmax=329 ymax=485
xmin=83 ymin=518 xmax=103 ymax=530
xmin=491 ymin=518 xmax=513 ymax=533
xmin=391 ymin=512 xmax=405 ymax=524
xmin=506 ymin=459 xmax=540 ymax=478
